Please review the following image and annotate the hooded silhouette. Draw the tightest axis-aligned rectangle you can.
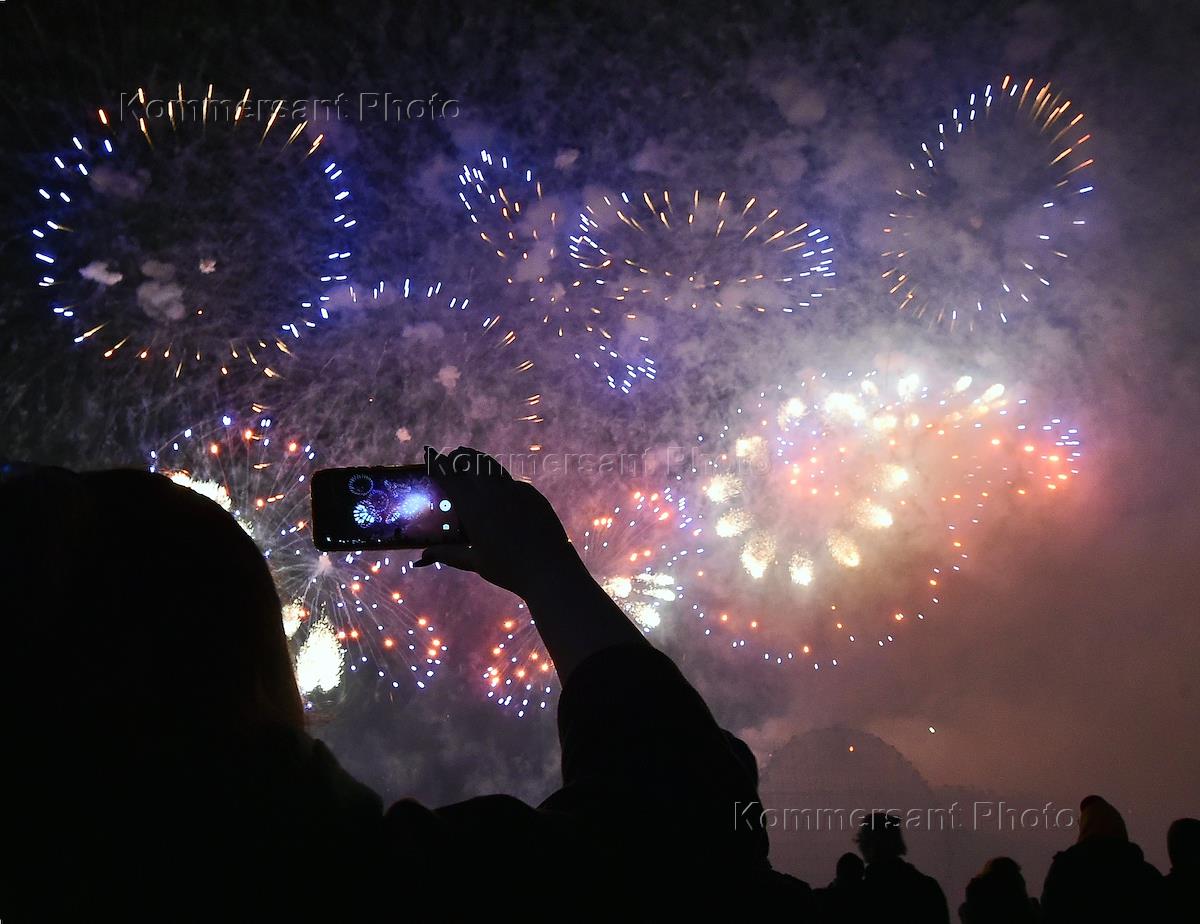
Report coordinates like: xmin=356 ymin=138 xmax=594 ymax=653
xmin=1041 ymin=795 xmax=1165 ymax=922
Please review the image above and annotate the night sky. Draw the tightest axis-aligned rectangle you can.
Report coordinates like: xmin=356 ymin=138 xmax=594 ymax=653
xmin=2 ymin=0 xmax=1197 ymax=898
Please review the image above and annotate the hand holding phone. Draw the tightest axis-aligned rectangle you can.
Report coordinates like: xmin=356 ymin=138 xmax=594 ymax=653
xmin=413 ymin=447 xmax=577 ymax=599
xmin=310 ymin=464 xmax=466 ymax=552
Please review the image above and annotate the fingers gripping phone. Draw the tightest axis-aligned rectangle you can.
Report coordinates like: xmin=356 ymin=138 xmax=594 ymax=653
xmin=311 ymin=465 xmax=467 ymax=552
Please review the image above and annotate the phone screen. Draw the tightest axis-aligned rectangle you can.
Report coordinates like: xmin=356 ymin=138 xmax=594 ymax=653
xmin=310 ymin=465 xmax=466 ymax=551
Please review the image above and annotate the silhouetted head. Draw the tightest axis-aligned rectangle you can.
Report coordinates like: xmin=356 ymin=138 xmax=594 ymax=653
xmin=0 ymin=467 xmax=303 ymax=744
xmin=981 ymin=855 xmax=1021 ymax=878
xmin=1167 ymin=818 xmax=1200 ymax=870
xmin=1077 ymin=795 xmax=1129 ymax=844
xmin=980 ymin=856 xmax=1028 ymax=893
xmin=856 ymin=811 xmax=906 ymax=863
xmin=1 ymin=466 xmax=377 ymax=917
xmin=835 ymin=851 xmax=865 ymax=883
xmin=963 ymin=855 xmax=1030 ymax=919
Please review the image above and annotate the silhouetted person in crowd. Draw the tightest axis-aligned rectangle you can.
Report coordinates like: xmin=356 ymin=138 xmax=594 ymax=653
xmin=814 ymin=851 xmax=866 ymax=922
xmin=1041 ymin=794 xmax=1165 ymax=923
xmin=1 ymin=451 xmax=790 ymax=918
xmin=856 ymin=811 xmax=950 ymax=923
xmin=833 ymin=850 xmax=866 ymax=888
xmin=1165 ymin=817 xmax=1200 ymax=921
xmin=959 ymin=857 xmax=1040 ymax=923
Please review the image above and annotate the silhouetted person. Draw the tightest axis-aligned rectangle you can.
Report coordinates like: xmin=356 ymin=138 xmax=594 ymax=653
xmin=1165 ymin=817 xmax=1200 ymax=921
xmin=856 ymin=811 xmax=949 ymax=923
xmin=814 ymin=851 xmax=866 ymax=922
xmin=398 ymin=448 xmax=793 ymax=913
xmin=2 ymin=454 xmax=792 ymax=917
xmin=1 ymin=468 xmax=382 ymax=920
xmin=959 ymin=857 xmax=1040 ymax=923
xmin=1041 ymin=794 xmax=1165 ymax=923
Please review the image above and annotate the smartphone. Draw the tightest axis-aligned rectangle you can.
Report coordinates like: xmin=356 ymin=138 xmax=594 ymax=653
xmin=310 ymin=465 xmax=467 ymax=552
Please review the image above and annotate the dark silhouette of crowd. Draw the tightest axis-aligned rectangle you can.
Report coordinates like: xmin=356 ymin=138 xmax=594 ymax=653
xmin=1 ymin=452 xmax=1195 ymax=921
xmin=805 ymin=797 xmax=1195 ymax=923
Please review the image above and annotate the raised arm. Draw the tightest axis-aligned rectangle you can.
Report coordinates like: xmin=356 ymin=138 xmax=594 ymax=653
xmin=414 ymin=446 xmax=648 ymax=683
xmin=415 ymin=447 xmax=773 ymax=900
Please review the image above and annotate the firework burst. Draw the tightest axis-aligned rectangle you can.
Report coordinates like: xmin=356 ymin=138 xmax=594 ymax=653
xmin=284 ymin=277 xmax=546 ymax=466
xmin=31 ymin=83 xmax=355 ymax=379
xmin=565 ymin=189 xmax=835 ymax=393
xmin=578 ymin=487 xmax=697 ymax=633
xmin=148 ymin=408 xmax=446 ymax=704
xmin=574 ymin=189 xmax=835 ymax=314
xmin=456 ymin=149 xmax=566 ymax=310
xmin=483 ymin=605 xmax=555 ymax=718
xmin=677 ymin=371 xmax=1083 ymax=668
xmin=882 ymin=75 xmax=1094 ymax=330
